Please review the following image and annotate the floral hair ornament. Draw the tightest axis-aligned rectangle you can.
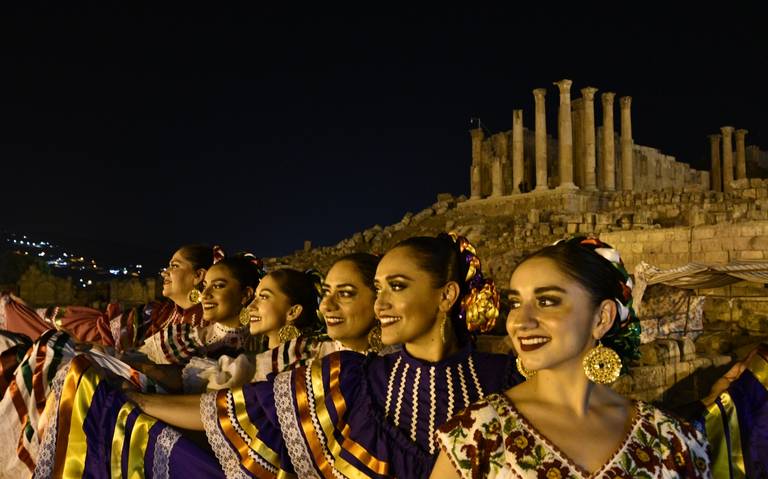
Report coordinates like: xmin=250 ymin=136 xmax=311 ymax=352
xmin=446 ymin=232 xmax=500 ymax=333
xmin=242 ymin=252 xmax=268 ymax=280
xmin=212 ymin=245 xmax=226 ymax=264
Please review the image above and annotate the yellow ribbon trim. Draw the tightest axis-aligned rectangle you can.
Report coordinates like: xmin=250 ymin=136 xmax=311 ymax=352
xmin=747 ymin=350 xmax=768 ymax=386
xmin=110 ymin=403 xmax=136 ymax=478
xmin=232 ymin=387 xmax=280 ymax=466
xmin=216 ymin=390 xmax=278 ymax=478
xmin=126 ymin=413 xmax=157 ymax=478
xmin=309 ymin=355 xmax=389 ymax=478
xmin=705 ymin=392 xmax=746 ymax=479
xmin=60 ymin=366 xmax=101 ymax=478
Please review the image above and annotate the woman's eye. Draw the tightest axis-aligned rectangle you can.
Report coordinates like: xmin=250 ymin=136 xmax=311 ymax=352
xmin=259 ymin=294 xmax=269 ymax=300
xmin=390 ymin=282 xmax=405 ymax=291
xmin=508 ymin=300 xmax=521 ymax=310
xmin=537 ymin=297 xmax=559 ymax=307
xmin=338 ymin=291 xmax=354 ymax=298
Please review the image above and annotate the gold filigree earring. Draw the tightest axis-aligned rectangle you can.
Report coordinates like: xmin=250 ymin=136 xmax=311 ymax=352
xmin=367 ymin=321 xmax=383 ymax=352
xmin=439 ymin=312 xmax=448 ymax=344
xmin=278 ymin=321 xmax=301 ymax=343
xmin=239 ymin=307 xmax=250 ymax=326
xmin=582 ymin=340 xmax=622 ymax=384
xmin=187 ymin=289 xmax=202 ymax=304
xmin=515 ymin=357 xmax=537 ymax=379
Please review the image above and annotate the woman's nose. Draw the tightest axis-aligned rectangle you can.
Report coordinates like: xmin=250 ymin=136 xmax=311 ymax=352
xmin=508 ymin=304 xmax=537 ymax=330
xmin=320 ymin=294 xmax=337 ymax=313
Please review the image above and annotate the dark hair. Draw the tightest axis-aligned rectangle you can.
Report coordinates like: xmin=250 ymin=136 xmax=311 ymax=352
xmin=331 ymin=253 xmax=380 ymax=292
xmin=214 ymin=254 xmax=264 ymax=291
xmin=515 ymin=237 xmax=637 ymax=366
xmin=177 ymin=244 xmax=214 ymax=271
xmin=392 ymin=234 xmax=471 ymax=344
xmin=268 ymin=268 xmax=324 ymax=332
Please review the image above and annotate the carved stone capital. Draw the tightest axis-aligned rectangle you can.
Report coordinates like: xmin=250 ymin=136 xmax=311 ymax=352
xmin=620 ymin=96 xmax=632 ymax=108
xmin=532 ymin=88 xmax=547 ymax=101
xmin=580 ymin=87 xmax=598 ymax=101
xmin=553 ymin=79 xmax=572 ymax=92
xmin=735 ymin=129 xmax=749 ymax=137
xmin=720 ymin=126 xmax=735 ymax=136
xmin=601 ymin=92 xmax=616 ymax=105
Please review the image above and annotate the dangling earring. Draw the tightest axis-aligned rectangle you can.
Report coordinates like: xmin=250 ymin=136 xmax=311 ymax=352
xmin=516 ymin=357 xmax=536 ymax=379
xmin=188 ymin=289 xmax=202 ymax=304
xmin=239 ymin=307 xmax=250 ymax=326
xmin=582 ymin=340 xmax=622 ymax=384
xmin=367 ymin=321 xmax=383 ymax=352
xmin=278 ymin=321 xmax=301 ymax=343
xmin=439 ymin=312 xmax=448 ymax=344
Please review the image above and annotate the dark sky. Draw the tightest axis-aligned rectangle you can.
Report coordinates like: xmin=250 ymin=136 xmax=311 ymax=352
xmin=1 ymin=5 xmax=765 ymax=266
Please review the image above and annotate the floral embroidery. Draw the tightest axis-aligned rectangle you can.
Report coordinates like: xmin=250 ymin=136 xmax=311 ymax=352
xmin=436 ymin=394 xmax=711 ymax=479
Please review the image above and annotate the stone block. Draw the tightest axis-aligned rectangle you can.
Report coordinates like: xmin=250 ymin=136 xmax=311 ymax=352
xmin=670 ymin=241 xmax=689 ymax=254
xmin=692 ymin=227 xmax=716 ymax=240
xmin=675 ymin=360 xmax=694 ymax=382
xmin=703 ymin=251 xmax=729 ymax=263
xmin=677 ymin=338 xmax=696 ymax=361
xmin=655 ymin=339 xmax=680 ymax=364
xmin=631 ymin=365 xmax=666 ymax=391
xmin=739 ymin=250 xmax=764 ymax=260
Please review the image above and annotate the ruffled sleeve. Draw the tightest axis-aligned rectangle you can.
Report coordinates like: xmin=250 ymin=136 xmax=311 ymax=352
xmin=251 ymin=334 xmax=331 ymax=382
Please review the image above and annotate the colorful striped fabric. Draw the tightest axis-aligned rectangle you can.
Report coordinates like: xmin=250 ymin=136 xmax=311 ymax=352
xmin=33 ymin=355 xmax=225 ymax=479
xmin=0 ymin=329 xmax=75 ymax=477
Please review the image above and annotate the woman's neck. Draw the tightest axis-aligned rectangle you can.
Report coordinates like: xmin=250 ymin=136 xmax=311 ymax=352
xmin=404 ymin=318 xmax=459 ymax=363
xmin=518 ymin=357 xmax=614 ymax=418
xmin=217 ymin=316 xmax=242 ymax=329
xmin=267 ymin=330 xmax=281 ymax=349
xmin=172 ymin=295 xmax=194 ymax=310
xmin=339 ymin=335 xmax=370 ymax=353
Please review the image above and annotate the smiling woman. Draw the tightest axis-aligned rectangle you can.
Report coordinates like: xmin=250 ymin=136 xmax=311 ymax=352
xmin=431 ymin=237 xmax=715 ymax=479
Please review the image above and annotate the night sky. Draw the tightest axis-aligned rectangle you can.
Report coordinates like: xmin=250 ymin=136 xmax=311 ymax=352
xmin=2 ymin=5 xmax=765 ymax=268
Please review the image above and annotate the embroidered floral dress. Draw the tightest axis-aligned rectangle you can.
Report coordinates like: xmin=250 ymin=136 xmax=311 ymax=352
xmin=436 ymin=393 xmax=710 ymax=479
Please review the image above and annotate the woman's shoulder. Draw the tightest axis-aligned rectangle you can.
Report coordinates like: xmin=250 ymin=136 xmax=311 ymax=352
xmin=437 ymin=393 xmax=509 ymax=435
xmin=633 ymin=401 xmax=711 ymax=475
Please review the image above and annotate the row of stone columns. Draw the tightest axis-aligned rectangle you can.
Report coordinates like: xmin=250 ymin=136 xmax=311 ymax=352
xmin=709 ymin=127 xmax=748 ymax=192
xmin=470 ymin=79 xmax=635 ymax=199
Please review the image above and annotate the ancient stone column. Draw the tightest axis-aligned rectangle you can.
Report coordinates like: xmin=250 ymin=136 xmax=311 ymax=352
xmin=554 ymin=79 xmax=577 ymax=189
xmin=571 ymin=98 xmax=584 ymax=188
xmin=735 ymin=129 xmax=748 ymax=180
xmin=469 ymin=128 xmax=484 ymax=199
xmin=512 ymin=109 xmax=524 ymax=193
xmin=581 ymin=87 xmax=598 ymax=191
xmin=533 ymin=88 xmax=549 ymax=191
xmin=721 ymin=126 xmax=735 ymax=192
xmin=620 ymin=96 xmax=633 ymax=191
xmin=490 ymin=133 xmax=506 ymax=197
xmin=601 ymin=92 xmax=616 ymax=191
xmin=708 ymin=134 xmax=722 ymax=192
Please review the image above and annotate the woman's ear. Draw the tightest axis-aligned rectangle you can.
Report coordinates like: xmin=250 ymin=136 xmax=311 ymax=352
xmin=593 ymin=299 xmax=617 ymax=340
xmin=438 ymin=281 xmax=461 ymax=313
xmin=287 ymin=304 xmax=304 ymax=322
xmin=193 ymin=268 xmax=207 ymax=287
